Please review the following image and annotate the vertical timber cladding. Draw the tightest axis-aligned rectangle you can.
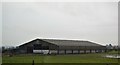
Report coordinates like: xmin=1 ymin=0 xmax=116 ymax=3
xmin=27 ymin=46 xmax=33 ymax=53
xmin=33 ymin=39 xmax=58 ymax=54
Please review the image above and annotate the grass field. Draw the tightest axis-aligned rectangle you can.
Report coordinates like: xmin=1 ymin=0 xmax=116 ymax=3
xmin=2 ymin=51 xmax=119 ymax=64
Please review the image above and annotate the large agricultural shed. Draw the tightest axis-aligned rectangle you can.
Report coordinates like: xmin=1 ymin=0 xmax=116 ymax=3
xmin=17 ymin=38 xmax=107 ymax=54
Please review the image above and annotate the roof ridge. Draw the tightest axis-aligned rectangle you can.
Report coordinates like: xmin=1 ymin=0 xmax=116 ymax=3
xmin=41 ymin=38 xmax=87 ymax=42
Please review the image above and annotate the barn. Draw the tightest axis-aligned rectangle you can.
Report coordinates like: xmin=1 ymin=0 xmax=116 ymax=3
xmin=17 ymin=38 xmax=107 ymax=54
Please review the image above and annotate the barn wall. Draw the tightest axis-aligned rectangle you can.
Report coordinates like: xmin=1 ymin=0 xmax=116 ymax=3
xmin=66 ymin=50 xmax=72 ymax=54
xmin=50 ymin=50 xmax=57 ymax=54
xmin=59 ymin=50 xmax=65 ymax=54
xmin=73 ymin=50 xmax=78 ymax=54
xmin=18 ymin=39 xmax=106 ymax=54
xmin=18 ymin=39 xmax=58 ymax=53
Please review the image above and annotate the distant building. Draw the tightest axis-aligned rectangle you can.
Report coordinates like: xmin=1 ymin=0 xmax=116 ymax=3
xmin=17 ymin=38 xmax=106 ymax=54
xmin=106 ymin=44 xmax=113 ymax=50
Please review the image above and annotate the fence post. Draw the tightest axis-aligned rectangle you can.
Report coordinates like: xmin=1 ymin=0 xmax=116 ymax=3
xmin=32 ymin=60 xmax=34 ymax=65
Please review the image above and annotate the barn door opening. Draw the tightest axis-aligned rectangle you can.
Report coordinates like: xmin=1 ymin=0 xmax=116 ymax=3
xmin=27 ymin=46 xmax=33 ymax=53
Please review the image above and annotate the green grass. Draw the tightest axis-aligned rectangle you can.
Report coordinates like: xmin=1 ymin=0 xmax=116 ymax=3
xmin=106 ymin=50 xmax=119 ymax=54
xmin=2 ymin=52 xmax=119 ymax=63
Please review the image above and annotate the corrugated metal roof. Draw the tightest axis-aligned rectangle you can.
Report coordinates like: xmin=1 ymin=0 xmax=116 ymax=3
xmin=41 ymin=39 xmax=103 ymax=46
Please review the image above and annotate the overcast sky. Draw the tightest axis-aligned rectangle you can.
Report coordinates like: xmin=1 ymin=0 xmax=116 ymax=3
xmin=2 ymin=2 xmax=118 ymax=46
